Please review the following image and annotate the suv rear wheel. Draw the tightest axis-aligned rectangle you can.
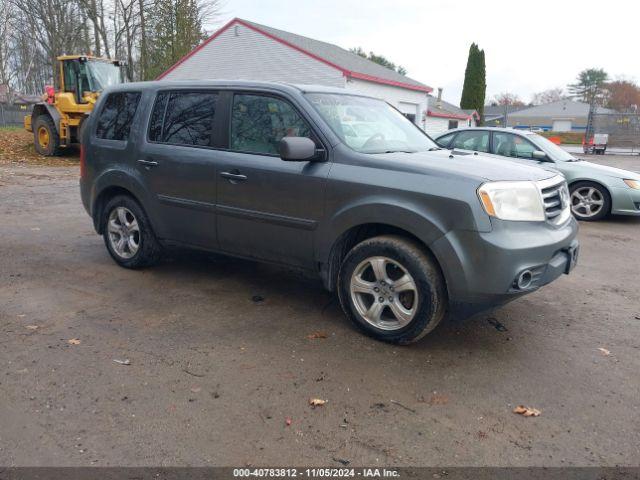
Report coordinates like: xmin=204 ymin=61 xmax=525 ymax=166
xmin=102 ymin=195 xmax=161 ymax=268
xmin=338 ymin=235 xmax=446 ymax=344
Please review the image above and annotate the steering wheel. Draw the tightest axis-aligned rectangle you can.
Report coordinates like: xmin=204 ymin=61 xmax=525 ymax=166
xmin=362 ymin=132 xmax=386 ymax=150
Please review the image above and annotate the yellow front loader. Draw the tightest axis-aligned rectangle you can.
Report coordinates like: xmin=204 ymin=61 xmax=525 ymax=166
xmin=24 ymin=55 xmax=125 ymax=156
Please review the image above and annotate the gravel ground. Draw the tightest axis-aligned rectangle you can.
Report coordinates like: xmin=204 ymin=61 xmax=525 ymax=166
xmin=0 ymin=151 xmax=639 ymax=467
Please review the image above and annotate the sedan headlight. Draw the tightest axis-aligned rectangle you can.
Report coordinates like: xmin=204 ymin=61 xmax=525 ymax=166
xmin=478 ymin=181 xmax=545 ymax=221
xmin=623 ymin=179 xmax=640 ymax=190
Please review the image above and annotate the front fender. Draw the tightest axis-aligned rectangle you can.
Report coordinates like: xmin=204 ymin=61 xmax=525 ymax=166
xmin=317 ymin=198 xmax=449 ymax=263
xmin=32 ymin=103 xmax=61 ymax=134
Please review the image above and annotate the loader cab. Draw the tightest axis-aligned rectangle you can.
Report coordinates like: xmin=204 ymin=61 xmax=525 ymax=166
xmin=60 ymin=56 xmax=124 ymax=105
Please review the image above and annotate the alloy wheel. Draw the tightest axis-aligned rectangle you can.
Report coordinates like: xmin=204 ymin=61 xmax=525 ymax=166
xmin=107 ymin=207 xmax=141 ymax=259
xmin=349 ymin=256 xmax=418 ymax=331
xmin=571 ymin=186 xmax=604 ymax=218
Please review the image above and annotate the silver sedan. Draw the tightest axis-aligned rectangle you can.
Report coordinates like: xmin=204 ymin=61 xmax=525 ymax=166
xmin=434 ymin=127 xmax=640 ymax=221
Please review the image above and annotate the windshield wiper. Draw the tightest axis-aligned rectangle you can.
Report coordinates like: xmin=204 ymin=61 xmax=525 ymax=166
xmin=369 ymin=150 xmax=417 ymax=154
xmin=428 ymin=147 xmax=442 ymax=151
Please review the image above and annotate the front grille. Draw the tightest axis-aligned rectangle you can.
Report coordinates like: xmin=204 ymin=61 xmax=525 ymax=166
xmin=538 ymin=177 xmax=570 ymax=225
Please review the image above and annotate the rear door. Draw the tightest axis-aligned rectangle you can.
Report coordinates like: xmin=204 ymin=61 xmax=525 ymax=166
xmin=136 ymin=89 xmax=222 ymax=248
xmin=215 ymin=91 xmax=330 ymax=268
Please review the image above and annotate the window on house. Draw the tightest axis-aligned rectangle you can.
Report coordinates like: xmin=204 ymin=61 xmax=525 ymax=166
xmin=448 ymin=120 xmax=459 ymax=129
xmin=96 ymin=92 xmax=141 ymax=141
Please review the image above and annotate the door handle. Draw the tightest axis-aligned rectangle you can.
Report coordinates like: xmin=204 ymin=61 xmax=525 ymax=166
xmin=138 ymin=159 xmax=158 ymax=167
xmin=220 ymin=171 xmax=247 ymax=182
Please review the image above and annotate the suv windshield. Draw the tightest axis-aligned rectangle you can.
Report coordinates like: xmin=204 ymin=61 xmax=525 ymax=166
xmin=526 ymin=132 xmax=577 ymax=162
xmin=305 ymin=93 xmax=438 ymax=153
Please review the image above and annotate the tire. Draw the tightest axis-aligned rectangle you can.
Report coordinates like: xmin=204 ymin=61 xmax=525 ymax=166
xmin=102 ymin=195 xmax=162 ymax=268
xmin=569 ymin=181 xmax=611 ymax=221
xmin=337 ymin=235 xmax=447 ymax=344
xmin=33 ymin=115 xmax=61 ymax=156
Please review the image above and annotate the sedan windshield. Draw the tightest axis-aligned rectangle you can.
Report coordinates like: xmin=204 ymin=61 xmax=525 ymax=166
xmin=526 ymin=132 xmax=578 ymax=162
xmin=305 ymin=93 xmax=438 ymax=153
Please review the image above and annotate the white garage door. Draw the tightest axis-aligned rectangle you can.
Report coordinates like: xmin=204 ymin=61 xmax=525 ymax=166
xmin=398 ymin=102 xmax=419 ymax=124
xmin=552 ymin=120 xmax=572 ymax=132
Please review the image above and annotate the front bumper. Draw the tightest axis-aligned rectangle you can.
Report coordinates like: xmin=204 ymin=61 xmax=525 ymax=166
xmin=611 ymin=186 xmax=640 ymax=216
xmin=431 ymin=217 xmax=579 ymax=319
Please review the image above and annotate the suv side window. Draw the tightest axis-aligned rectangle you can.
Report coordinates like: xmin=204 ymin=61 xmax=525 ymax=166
xmin=96 ymin=92 xmax=141 ymax=140
xmin=148 ymin=91 xmax=218 ymax=146
xmin=451 ymin=130 xmax=490 ymax=152
xmin=230 ymin=94 xmax=311 ymax=155
xmin=493 ymin=132 xmax=538 ymax=159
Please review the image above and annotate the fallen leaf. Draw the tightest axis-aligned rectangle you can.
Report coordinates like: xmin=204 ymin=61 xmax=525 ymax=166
xmin=597 ymin=347 xmax=611 ymax=356
xmin=25 ymin=325 xmax=39 ymax=330
xmin=306 ymin=332 xmax=328 ymax=339
xmin=309 ymin=398 xmax=327 ymax=407
xmin=190 ymin=386 xmax=201 ymax=393
xmin=513 ymin=405 xmax=541 ymax=417
xmin=285 ymin=417 xmax=292 ymax=426
xmin=113 ymin=359 xmax=131 ymax=365
xmin=428 ymin=394 xmax=449 ymax=406
xmin=68 ymin=338 xmax=81 ymax=345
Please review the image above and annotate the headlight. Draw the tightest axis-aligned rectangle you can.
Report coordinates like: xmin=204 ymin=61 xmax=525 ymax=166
xmin=478 ymin=181 xmax=545 ymax=221
xmin=623 ymin=179 xmax=640 ymax=190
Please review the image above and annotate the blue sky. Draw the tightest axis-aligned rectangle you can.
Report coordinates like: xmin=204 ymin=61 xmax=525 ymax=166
xmin=209 ymin=0 xmax=639 ymax=105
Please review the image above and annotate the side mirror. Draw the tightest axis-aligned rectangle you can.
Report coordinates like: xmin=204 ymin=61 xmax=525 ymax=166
xmin=532 ymin=150 xmax=550 ymax=161
xmin=279 ymin=137 xmax=320 ymax=161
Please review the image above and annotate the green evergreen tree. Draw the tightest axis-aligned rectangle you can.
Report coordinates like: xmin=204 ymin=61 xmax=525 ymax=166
xmin=145 ymin=0 xmax=206 ymax=79
xmin=568 ymin=68 xmax=608 ymax=105
xmin=460 ymin=43 xmax=486 ymax=123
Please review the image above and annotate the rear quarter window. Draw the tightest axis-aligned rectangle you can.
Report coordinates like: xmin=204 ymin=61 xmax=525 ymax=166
xmin=95 ymin=92 xmax=141 ymax=141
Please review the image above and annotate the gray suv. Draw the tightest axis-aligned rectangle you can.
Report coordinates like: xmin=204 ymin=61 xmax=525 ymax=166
xmin=80 ymin=81 xmax=579 ymax=344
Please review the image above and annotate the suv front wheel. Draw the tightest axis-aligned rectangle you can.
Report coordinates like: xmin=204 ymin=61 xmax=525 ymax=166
xmin=338 ymin=235 xmax=446 ymax=344
xmin=102 ymin=195 xmax=162 ymax=268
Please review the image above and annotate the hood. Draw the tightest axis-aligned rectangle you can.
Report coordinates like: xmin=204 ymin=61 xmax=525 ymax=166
xmin=374 ymin=149 xmax=557 ymax=182
xmin=566 ymin=159 xmax=640 ymax=180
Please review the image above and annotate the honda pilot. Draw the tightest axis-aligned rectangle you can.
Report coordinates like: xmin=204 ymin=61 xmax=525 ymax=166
xmin=80 ymin=81 xmax=579 ymax=344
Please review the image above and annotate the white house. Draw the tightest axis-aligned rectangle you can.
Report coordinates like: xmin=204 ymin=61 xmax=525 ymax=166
xmin=158 ymin=18 xmax=433 ymax=128
xmin=423 ymin=88 xmax=479 ymax=137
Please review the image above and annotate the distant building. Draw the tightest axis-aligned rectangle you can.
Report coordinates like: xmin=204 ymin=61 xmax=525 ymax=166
xmin=498 ymin=100 xmax=615 ymax=132
xmin=159 ymin=18 xmax=434 ymax=129
xmin=483 ymin=104 xmax=526 ymax=128
xmin=423 ymin=88 xmax=479 ymax=136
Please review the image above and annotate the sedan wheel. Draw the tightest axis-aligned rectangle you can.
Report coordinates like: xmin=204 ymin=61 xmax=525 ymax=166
xmin=569 ymin=182 xmax=610 ymax=221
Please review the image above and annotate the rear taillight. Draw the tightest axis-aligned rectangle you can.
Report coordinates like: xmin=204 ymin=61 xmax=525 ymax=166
xmin=80 ymin=145 xmax=86 ymax=179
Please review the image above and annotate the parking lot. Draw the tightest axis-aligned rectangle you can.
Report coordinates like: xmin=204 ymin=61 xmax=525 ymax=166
xmin=1 ymin=138 xmax=639 ymax=466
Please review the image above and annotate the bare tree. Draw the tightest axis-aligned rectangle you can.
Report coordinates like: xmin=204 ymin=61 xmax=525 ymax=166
xmin=531 ymin=87 xmax=566 ymax=105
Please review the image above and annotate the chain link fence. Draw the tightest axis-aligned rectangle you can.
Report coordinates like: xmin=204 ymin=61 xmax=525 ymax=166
xmin=593 ymin=112 xmax=640 ymax=153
